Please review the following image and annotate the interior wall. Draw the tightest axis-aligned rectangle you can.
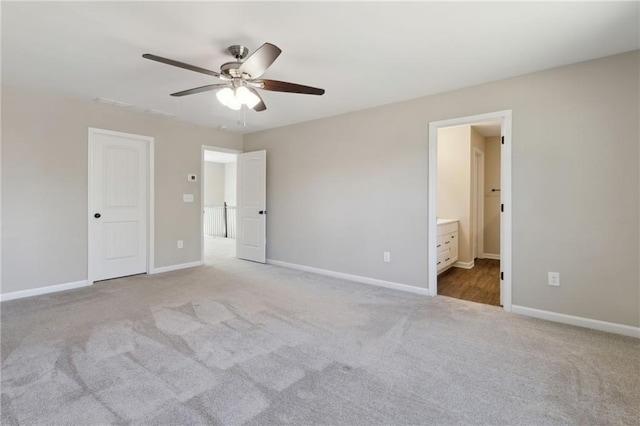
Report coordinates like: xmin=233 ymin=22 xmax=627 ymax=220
xmin=470 ymin=126 xmax=485 ymax=260
xmin=484 ymin=136 xmax=502 ymax=255
xmin=244 ymin=50 xmax=640 ymax=327
xmin=224 ymin=162 xmax=237 ymax=206
xmin=437 ymin=125 xmax=472 ymax=263
xmin=204 ymin=162 xmax=226 ymax=206
xmin=1 ymin=85 xmax=243 ymax=294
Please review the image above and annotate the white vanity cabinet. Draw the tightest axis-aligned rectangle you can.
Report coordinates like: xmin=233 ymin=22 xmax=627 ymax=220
xmin=437 ymin=220 xmax=458 ymax=273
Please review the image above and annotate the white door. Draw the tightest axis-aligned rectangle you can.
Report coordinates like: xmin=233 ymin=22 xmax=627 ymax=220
xmin=236 ymin=150 xmax=266 ymax=263
xmin=89 ymin=129 xmax=149 ymax=282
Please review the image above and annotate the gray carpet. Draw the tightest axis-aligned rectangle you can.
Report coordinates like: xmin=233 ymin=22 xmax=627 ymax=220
xmin=1 ymin=237 xmax=638 ymax=425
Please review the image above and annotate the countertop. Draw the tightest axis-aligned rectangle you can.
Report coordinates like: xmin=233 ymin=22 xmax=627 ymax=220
xmin=437 ymin=218 xmax=459 ymax=225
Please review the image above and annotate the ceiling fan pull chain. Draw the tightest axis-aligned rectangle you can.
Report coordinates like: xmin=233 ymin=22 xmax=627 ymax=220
xmin=235 ymin=105 xmax=247 ymax=127
xmin=242 ymin=105 xmax=247 ymax=127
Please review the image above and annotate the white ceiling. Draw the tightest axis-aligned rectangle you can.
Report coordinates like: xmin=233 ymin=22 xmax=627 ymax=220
xmin=204 ymin=150 xmax=237 ymax=164
xmin=2 ymin=2 xmax=638 ymax=134
xmin=471 ymin=121 xmax=502 ymax=138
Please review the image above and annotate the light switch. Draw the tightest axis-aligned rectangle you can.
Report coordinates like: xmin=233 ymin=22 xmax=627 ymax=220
xmin=187 ymin=174 xmax=197 ymax=182
xmin=183 ymin=194 xmax=194 ymax=203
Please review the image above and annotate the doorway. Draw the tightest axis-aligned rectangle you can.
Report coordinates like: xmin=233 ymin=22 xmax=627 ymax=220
xmin=88 ymin=128 xmax=154 ymax=284
xmin=428 ymin=110 xmax=512 ymax=311
xmin=201 ymin=146 xmax=239 ymax=264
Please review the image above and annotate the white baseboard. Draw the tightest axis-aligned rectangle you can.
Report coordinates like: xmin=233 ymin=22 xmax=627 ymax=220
xmin=151 ymin=261 xmax=203 ymax=274
xmin=0 ymin=280 xmax=91 ymax=302
xmin=512 ymin=305 xmax=639 ymax=338
xmin=266 ymin=259 xmax=429 ymax=296
xmin=482 ymin=253 xmax=500 ymax=260
xmin=0 ymin=261 xmax=204 ymax=302
xmin=453 ymin=260 xmax=474 ymax=269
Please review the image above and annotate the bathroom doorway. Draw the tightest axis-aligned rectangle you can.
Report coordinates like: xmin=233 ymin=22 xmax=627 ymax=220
xmin=428 ymin=110 xmax=512 ymax=310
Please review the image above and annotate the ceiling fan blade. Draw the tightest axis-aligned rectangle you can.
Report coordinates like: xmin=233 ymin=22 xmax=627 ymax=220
xmin=143 ymin=54 xmax=221 ymax=78
xmin=238 ymin=43 xmax=282 ymax=79
xmin=260 ymin=79 xmax=325 ymax=95
xmin=247 ymin=87 xmax=267 ymax=112
xmin=170 ymin=84 xmax=229 ymax=97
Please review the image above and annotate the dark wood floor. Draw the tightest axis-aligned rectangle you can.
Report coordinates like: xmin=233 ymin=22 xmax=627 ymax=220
xmin=438 ymin=258 xmax=501 ymax=306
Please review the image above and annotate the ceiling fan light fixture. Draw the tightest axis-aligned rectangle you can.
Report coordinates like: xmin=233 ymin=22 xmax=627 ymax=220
xmin=227 ymin=97 xmax=242 ymax=110
xmin=216 ymin=87 xmax=241 ymax=110
xmin=216 ymin=86 xmax=259 ymax=110
xmin=236 ymin=86 xmax=260 ymax=108
xmin=216 ymin=87 xmax=234 ymax=106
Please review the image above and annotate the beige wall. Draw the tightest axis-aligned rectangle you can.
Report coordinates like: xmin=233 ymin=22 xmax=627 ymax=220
xmin=1 ymin=85 xmax=243 ymax=293
xmin=484 ymin=136 xmax=501 ymax=255
xmin=470 ymin=126 xmax=485 ymax=260
xmin=2 ymin=51 xmax=638 ymax=328
xmin=437 ymin=125 xmax=472 ymax=263
xmin=244 ymin=51 xmax=640 ymax=327
xmin=204 ymin=162 xmax=226 ymax=206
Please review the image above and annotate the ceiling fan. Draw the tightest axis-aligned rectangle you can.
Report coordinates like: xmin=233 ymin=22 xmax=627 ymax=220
xmin=143 ymin=42 xmax=325 ymax=112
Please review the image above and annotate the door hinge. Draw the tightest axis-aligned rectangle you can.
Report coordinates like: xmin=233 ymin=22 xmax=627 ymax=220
xmin=500 ymin=272 xmax=504 ymax=280
xmin=501 ymin=204 xmax=504 ymax=212
xmin=501 ymin=136 xmax=504 ymax=144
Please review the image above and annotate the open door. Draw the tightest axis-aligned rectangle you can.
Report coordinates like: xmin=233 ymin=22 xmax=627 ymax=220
xmin=236 ymin=150 xmax=266 ymax=263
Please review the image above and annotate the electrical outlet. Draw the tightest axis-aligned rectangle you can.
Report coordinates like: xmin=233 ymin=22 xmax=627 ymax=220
xmin=548 ymin=272 xmax=560 ymax=286
xmin=177 ymin=240 xmax=183 ymax=249
xmin=383 ymin=251 xmax=391 ymax=262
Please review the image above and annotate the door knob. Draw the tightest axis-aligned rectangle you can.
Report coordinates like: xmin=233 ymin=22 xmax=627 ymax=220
xmin=94 ymin=213 xmax=101 ymax=218
xmin=259 ymin=210 xmax=267 ymax=215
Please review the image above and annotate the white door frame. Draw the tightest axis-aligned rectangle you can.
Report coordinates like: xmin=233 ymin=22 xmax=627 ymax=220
xmin=428 ymin=110 xmax=512 ymax=311
xmin=473 ymin=148 xmax=485 ymax=259
xmin=200 ymin=145 xmax=242 ymax=264
xmin=87 ymin=127 xmax=155 ymax=285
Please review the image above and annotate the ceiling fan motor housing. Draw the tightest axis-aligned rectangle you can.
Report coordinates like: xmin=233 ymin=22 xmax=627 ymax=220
xmin=220 ymin=61 xmax=250 ymax=79
xmin=228 ymin=45 xmax=249 ymax=60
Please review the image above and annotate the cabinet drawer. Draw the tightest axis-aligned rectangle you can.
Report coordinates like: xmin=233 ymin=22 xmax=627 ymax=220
xmin=437 ymin=234 xmax=448 ymax=252
xmin=436 ymin=222 xmax=458 ymax=273
xmin=437 ymin=222 xmax=458 ymax=236
xmin=439 ymin=232 xmax=456 ymax=250
xmin=437 ymin=230 xmax=458 ymax=272
xmin=448 ymin=232 xmax=458 ymax=254
xmin=437 ymin=251 xmax=448 ymax=270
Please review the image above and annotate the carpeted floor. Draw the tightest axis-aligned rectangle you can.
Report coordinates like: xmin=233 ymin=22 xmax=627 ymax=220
xmin=1 ymin=237 xmax=638 ymax=425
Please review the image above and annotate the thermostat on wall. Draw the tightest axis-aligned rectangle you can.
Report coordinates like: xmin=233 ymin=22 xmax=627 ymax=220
xmin=188 ymin=174 xmax=197 ymax=182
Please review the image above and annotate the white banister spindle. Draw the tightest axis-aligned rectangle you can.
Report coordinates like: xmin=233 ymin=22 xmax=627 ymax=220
xmin=204 ymin=205 xmax=236 ymax=239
